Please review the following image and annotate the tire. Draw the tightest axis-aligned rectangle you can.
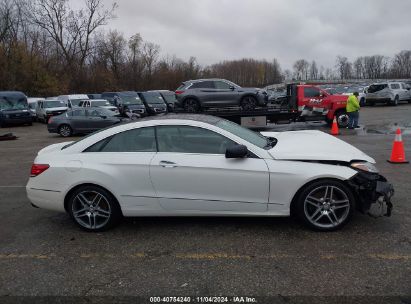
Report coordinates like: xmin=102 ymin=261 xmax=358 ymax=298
xmin=391 ymin=96 xmax=399 ymax=106
xmin=295 ymin=179 xmax=355 ymax=231
xmin=335 ymin=111 xmax=349 ymax=128
xmin=58 ymin=124 xmax=73 ymax=137
xmin=67 ymin=185 xmax=122 ymax=232
xmin=241 ymin=96 xmax=257 ymax=111
xmin=183 ymin=98 xmax=200 ymax=113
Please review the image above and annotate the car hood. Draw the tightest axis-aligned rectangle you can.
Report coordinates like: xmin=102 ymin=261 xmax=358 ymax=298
xmin=38 ymin=142 xmax=73 ymax=155
xmin=260 ymin=130 xmax=375 ymax=163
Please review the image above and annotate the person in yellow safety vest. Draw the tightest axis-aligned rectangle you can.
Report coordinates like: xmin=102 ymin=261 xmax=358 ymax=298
xmin=346 ymin=92 xmax=360 ymax=129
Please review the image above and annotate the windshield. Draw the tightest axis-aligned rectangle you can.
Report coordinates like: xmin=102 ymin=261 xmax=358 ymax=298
xmin=161 ymin=92 xmax=178 ymax=103
xmin=70 ymin=99 xmax=85 ymax=107
xmin=0 ymin=96 xmax=28 ymax=110
xmin=121 ymin=96 xmax=143 ymax=105
xmin=368 ymin=84 xmax=388 ymax=93
xmin=44 ymin=100 xmax=66 ymax=108
xmin=142 ymin=92 xmax=165 ymax=104
xmin=216 ymin=119 xmax=270 ymax=149
xmin=92 ymin=100 xmax=111 ymax=107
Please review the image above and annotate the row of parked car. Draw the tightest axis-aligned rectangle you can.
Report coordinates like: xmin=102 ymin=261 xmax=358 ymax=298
xmin=268 ymin=81 xmax=411 ymax=107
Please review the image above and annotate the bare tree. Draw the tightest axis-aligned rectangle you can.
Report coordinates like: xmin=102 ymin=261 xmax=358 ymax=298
xmin=309 ymin=60 xmax=318 ymax=80
xmin=29 ymin=0 xmax=117 ymax=68
xmin=336 ymin=56 xmax=352 ymax=79
xmin=293 ymin=59 xmax=309 ymax=80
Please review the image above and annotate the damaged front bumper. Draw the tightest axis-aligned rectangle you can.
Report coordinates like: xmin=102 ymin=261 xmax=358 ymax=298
xmin=348 ymin=172 xmax=394 ymax=217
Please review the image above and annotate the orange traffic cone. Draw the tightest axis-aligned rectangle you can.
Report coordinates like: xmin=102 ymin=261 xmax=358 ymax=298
xmin=330 ymin=117 xmax=339 ymax=136
xmin=387 ymin=128 xmax=409 ymax=164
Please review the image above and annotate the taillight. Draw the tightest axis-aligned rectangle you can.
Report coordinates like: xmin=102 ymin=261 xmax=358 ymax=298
xmin=175 ymin=90 xmax=185 ymax=95
xmin=30 ymin=164 xmax=50 ymax=177
xmin=48 ymin=117 xmax=53 ymax=124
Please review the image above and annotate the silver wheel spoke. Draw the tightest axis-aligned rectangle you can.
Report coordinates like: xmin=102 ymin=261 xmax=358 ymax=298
xmin=326 ymin=213 xmax=336 ymax=226
xmin=77 ymin=194 xmax=89 ymax=207
xmin=92 ymin=193 xmax=102 ymax=207
xmin=311 ymin=210 xmax=324 ymax=223
xmin=73 ymin=207 xmax=88 ymax=216
xmin=96 ymin=207 xmax=110 ymax=216
xmin=330 ymin=210 xmax=340 ymax=224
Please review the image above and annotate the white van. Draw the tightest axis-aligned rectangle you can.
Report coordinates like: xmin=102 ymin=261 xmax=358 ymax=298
xmin=57 ymin=94 xmax=89 ymax=108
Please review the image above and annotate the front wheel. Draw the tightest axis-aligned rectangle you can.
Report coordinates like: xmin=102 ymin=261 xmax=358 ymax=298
xmin=68 ymin=185 xmax=122 ymax=232
xmin=295 ymin=179 xmax=355 ymax=231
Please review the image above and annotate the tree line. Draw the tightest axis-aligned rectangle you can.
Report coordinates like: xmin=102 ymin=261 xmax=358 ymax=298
xmin=1 ymin=0 xmax=410 ymax=97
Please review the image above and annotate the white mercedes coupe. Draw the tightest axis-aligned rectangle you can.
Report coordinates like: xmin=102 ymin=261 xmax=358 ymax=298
xmin=26 ymin=114 xmax=394 ymax=232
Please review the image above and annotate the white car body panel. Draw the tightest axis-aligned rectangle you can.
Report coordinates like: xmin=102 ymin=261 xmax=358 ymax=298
xmin=261 ymin=130 xmax=375 ymax=163
xmin=27 ymin=119 xmax=364 ymax=217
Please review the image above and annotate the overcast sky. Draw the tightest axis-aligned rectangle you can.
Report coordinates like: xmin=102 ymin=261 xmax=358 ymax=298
xmin=83 ymin=0 xmax=411 ymax=70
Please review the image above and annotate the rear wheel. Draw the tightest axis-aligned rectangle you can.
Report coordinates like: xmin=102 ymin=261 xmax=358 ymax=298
xmin=390 ymin=96 xmax=399 ymax=106
xmin=183 ymin=98 xmax=200 ymax=113
xmin=58 ymin=124 xmax=73 ymax=137
xmin=68 ymin=185 xmax=122 ymax=232
xmin=296 ymin=179 xmax=355 ymax=231
xmin=241 ymin=96 xmax=257 ymax=111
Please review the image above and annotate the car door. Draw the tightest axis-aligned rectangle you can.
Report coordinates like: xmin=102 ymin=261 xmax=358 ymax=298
xmin=69 ymin=109 xmax=89 ymax=132
xmin=149 ymin=125 xmax=270 ymax=213
xmin=213 ymin=80 xmax=239 ymax=106
xmin=82 ymin=127 xmax=159 ymax=215
xmin=191 ymin=81 xmax=220 ymax=105
xmin=302 ymin=86 xmax=325 ymax=116
xmin=86 ymin=109 xmax=111 ymax=131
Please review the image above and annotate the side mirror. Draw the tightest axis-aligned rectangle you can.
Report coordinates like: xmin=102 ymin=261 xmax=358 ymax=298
xmin=225 ymin=144 xmax=248 ymax=158
xmin=229 ymin=86 xmax=235 ymax=91
xmin=100 ymin=115 xmax=107 ymax=119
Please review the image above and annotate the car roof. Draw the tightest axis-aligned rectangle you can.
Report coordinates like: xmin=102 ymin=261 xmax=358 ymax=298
xmin=0 ymin=91 xmax=27 ymax=97
xmin=184 ymin=78 xmax=227 ymax=84
xmin=139 ymin=113 xmax=223 ymax=125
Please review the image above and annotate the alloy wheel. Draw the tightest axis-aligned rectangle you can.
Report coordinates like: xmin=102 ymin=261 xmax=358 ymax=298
xmin=59 ymin=125 xmax=72 ymax=137
xmin=303 ymin=185 xmax=350 ymax=229
xmin=241 ymin=97 xmax=257 ymax=111
xmin=71 ymin=191 xmax=111 ymax=230
xmin=184 ymin=99 xmax=199 ymax=112
xmin=337 ymin=113 xmax=349 ymax=128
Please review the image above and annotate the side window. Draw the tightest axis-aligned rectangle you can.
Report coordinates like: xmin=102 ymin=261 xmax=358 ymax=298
xmin=72 ymin=109 xmax=86 ymax=116
xmin=304 ymin=87 xmax=321 ymax=98
xmin=401 ymin=83 xmax=406 ymax=89
xmin=96 ymin=127 xmax=156 ymax=152
xmin=390 ymin=83 xmax=400 ymax=89
xmin=87 ymin=109 xmax=101 ymax=117
xmin=156 ymin=126 xmax=236 ymax=154
xmin=214 ymin=81 xmax=231 ymax=90
xmin=190 ymin=81 xmax=215 ymax=89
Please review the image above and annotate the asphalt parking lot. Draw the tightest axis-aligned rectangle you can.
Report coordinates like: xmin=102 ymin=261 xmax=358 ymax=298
xmin=0 ymin=105 xmax=410 ymax=302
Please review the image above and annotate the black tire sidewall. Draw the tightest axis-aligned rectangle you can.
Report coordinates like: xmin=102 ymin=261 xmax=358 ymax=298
xmin=68 ymin=185 xmax=122 ymax=232
xmin=296 ymin=179 xmax=355 ymax=232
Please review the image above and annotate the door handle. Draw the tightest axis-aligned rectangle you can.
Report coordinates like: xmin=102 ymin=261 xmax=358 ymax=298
xmin=159 ymin=161 xmax=177 ymax=168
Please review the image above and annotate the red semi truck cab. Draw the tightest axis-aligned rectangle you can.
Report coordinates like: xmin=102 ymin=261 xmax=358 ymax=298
xmin=293 ymin=84 xmax=349 ymax=127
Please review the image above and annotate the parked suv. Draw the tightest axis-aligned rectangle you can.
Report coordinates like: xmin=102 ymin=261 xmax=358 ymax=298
xmin=138 ymin=91 xmax=168 ymax=115
xmin=102 ymin=91 xmax=146 ymax=117
xmin=0 ymin=91 xmax=32 ymax=127
xmin=36 ymin=99 xmax=68 ymax=123
xmin=366 ymin=82 xmax=411 ymax=106
xmin=175 ymin=78 xmax=268 ymax=112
